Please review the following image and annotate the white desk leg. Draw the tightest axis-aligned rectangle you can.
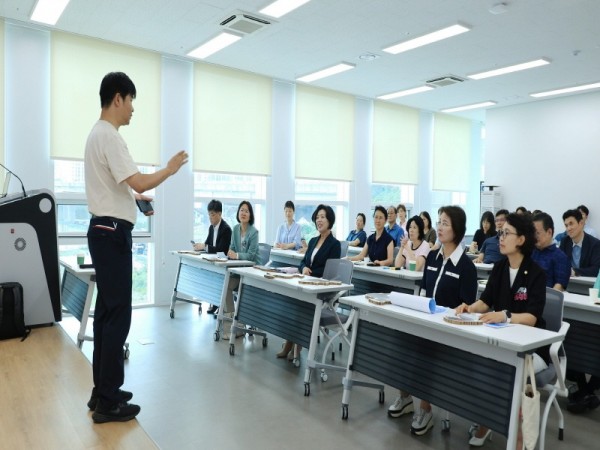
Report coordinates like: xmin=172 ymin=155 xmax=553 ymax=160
xmin=303 ymin=299 xmax=324 ymax=396
xmin=214 ymin=270 xmax=230 ymax=342
xmin=341 ymin=310 xmax=360 ymax=420
xmin=77 ymin=275 xmax=95 ymax=349
xmin=412 ymin=282 xmax=420 ymax=295
xmin=506 ymin=355 xmax=526 ymax=450
xmin=169 ymin=258 xmax=183 ymax=319
xmin=228 ymin=278 xmax=243 ymax=356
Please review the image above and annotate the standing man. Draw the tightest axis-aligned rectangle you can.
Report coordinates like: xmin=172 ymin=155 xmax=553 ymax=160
xmin=85 ymin=72 xmax=188 ymax=423
xmin=559 ymin=209 xmax=600 ymax=277
xmin=531 ymin=212 xmax=570 ymax=291
xmin=385 ymin=205 xmax=404 ymax=246
xmin=193 ymin=199 xmax=232 ymax=314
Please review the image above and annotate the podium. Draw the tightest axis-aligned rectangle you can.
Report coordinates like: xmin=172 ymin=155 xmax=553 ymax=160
xmin=0 ymin=189 xmax=61 ymax=326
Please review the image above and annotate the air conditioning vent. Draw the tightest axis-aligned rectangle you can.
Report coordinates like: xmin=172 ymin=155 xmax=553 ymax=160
xmin=220 ymin=11 xmax=271 ymax=35
xmin=426 ymin=75 xmax=465 ymax=88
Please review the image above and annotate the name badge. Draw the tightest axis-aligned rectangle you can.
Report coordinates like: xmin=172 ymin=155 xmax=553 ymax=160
xmin=445 ymin=271 xmax=460 ymax=279
xmin=427 ymin=266 xmax=438 ymax=272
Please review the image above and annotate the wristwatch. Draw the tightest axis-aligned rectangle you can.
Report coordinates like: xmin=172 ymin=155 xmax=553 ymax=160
xmin=504 ymin=310 xmax=512 ymax=323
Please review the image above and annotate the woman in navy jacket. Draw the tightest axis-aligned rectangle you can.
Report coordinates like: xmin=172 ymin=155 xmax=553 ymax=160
xmin=277 ymin=205 xmax=341 ymax=361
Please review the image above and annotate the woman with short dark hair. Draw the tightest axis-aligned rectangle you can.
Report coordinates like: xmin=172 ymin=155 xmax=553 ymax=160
xmin=346 ymin=213 xmax=367 ymax=247
xmin=348 ymin=206 xmax=394 ymax=266
xmin=395 ymin=215 xmax=430 ymax=271
xmin=274 ymin=200 xmax=302 ymax=250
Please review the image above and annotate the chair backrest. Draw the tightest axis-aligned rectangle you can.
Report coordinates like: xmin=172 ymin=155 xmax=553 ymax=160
xmin=322 ymin=258 xmax=354 ymax=284
xmin=339 ymin=240 xmax=349 ymax=257
xmin=543 ymin=287 xmax=564 ymax=333
xmin=258 ymin=243 xmax=272 ymax=266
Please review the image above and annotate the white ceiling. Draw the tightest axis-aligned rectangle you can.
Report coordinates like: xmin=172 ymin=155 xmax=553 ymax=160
xmin=2 ymin=0 xmax=600 ymax=121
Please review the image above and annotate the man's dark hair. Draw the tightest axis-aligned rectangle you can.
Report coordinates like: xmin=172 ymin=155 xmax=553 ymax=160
xmin=284 ymin=200 xmax=295 ymax=211
xmin=496 ymin=209 xmax=510 ymax=218
xmin=563 ymin=208 xmax=583 ymax=223
xmin=373 ymin=205 xmax=388 ymax=220
xmin=312 ymin=204 xmax=335 ymax=229
xmin=577 ymin=204 xmax=590 ymax=216
xmin=100 ymin=72 xmax=136 ymax=108
xmin=207 ymin=199 xmax=222 ymax=213
xmin=532 ymin=212 xmax=554 ymax=234
xmin=438 ymin=205 xmax=467 ymax=246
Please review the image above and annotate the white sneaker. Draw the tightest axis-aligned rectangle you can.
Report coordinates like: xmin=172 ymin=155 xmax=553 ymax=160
xmin=411 ymin=409 xmax=434 ymax=435
xmin=388 ymin=396 xmax=414 ymax=418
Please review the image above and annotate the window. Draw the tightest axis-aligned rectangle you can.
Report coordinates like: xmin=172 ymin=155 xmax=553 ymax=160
xmin=54 ymin=160 xmax=154 ymax=305
xmin=371 ymin=183 xmax=415 ymax=208
xmin=295 ymin=179 xmax=349 ymax=241
xmin=193 ymin=172 xmax=267 ymax=242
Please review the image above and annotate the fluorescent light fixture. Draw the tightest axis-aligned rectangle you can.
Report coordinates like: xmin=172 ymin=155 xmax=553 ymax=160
xmin=297 ymin=63 xmax=355 ymax=83
xmin=260 ymin=0 xmax=311 ymax=18
xmin=382 ymin=24 xmax=470 ymax=55
xmin=530 ymin=82 xmax=600 ymax=98
xmin=187 ymin=32 xmax=242 ymax=59
xmin=441 ymin=101 xmax=497 ymax=113
xmin=378 ymin=85 xmax=434 ymax=100
xmin=468 ymin=59 xmax=550 ymax=80
xmin=30 ymin=0 xmax=70 ymax=25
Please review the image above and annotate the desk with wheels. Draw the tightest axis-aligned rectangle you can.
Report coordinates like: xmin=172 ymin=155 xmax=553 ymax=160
xmin=227 ymin=266 xmax=353 ymax=396
xmin=350 ymin=264 xmax=423 ymax=295
xmin=169 ymin=252 xmax=254 ymax=338
xmin=59 ymin=258 xmax=130 ymax=358
xmin=338 ymin=294 xmax=563 ymax=450
xmin=566 ymin=276 xmax=595 ymax=295
xmin=268 ymin=248 xmax=304 ymax=268
xmin=562 ymin=292 xmax=600 ymax=379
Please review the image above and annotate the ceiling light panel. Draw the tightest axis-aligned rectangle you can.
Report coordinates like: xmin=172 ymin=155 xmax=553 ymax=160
xmin=383 ymin=24 xmax=470 ymax=55
xmin=30 ymin=0 xmax=71 ymax=25
xmin=378 ymin=86 xmax=434 ymax=100
xmin=187 ymin=32 xmax=242 ymax=59
xmin=260 ymin=0 xmax=311 ymax=18
xmin=441 ymin=101 xmax=497 ymax=113
xmin=530 ymin=82 xmax=600 ymax=98
xmin=468 ymin=59 xmax=550 ymax=80
xmin=297 ymin=63 xmax=355 ymax=83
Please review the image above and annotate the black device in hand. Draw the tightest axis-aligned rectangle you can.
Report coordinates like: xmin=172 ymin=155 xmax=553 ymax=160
xmin=136 ymin=199 xmax=154 ymax=213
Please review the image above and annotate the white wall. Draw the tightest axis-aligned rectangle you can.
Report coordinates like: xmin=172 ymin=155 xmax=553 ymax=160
xmin=485 ymin=91 xmax=600 ymax=232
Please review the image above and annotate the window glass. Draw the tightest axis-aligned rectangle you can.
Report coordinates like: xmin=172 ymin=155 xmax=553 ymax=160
xmin=371 ymin=183 xmax=415 ymax=206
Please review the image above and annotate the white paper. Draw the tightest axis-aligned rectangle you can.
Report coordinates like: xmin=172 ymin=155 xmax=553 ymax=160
xmin=388 ymin=291 xmax=436 ymax=314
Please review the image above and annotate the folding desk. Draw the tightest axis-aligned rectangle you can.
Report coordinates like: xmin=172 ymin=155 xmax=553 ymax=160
xmin=350 ymin=264 xmax=423 ymax=295
xmin=228 ymin=266 xmax=353 ymax=396
xmin=268 ymin=248 xmax=304 ymax=268
xmin=169 ymin=251 xmax=254 ymax=338
xmin=566 ymin=276 xmax=595 ymax=295
xmin=562 ymin=292 xmax=600 ymax=378
xmin=339 ymin=294 xmax=563 ymax=450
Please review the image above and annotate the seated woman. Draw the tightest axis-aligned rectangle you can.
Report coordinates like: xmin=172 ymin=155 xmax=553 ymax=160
xmin=420 ymin=211 xmax=436 ymax=248
xmin=223 ymin=201 xmax=259 ymax=317
xmin=346 ymin=213 xmax=367 ymax=247
xmin=347 ymin=206 xmax=394 ymax=266
xmin=274 ymin=200 xmax=302 ymax=250
xmin=388 ymin=206 xmax=477 ymax=437
xmin=397 ymin=203 xmax=408 ymax=233
xmin=277 ymin=204 xmax=341 ymax=361
xmin=455 ymin=213 xmax=547 ymax=448
xmin=470 ymin=210 xmax=496 ymax=253
xmin=394 ymin=215 xmax=430 ymax=271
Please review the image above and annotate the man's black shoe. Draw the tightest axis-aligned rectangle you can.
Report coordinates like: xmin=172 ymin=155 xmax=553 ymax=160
xmin=567 ymin=392 xmax=599 ymax=414
xmin=87 ymin=388 xmax=133 ymax=410
xmin=207 ymin=304 xmax=218 ymax=314
xmin=587 ymin=394 xmax=600 ymax=410
xmin=92 ymin=402 xmax=141 ymax=423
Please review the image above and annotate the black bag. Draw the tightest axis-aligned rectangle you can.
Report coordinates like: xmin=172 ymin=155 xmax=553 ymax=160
xmin=0 ymin=282 xmax=29 ymax=341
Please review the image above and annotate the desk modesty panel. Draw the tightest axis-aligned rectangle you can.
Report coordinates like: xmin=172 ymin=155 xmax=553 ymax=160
xmin=562 ymin=292 xmax=600 ymax=377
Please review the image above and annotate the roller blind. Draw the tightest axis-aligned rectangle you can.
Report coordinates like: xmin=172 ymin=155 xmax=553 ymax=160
xmin=295 ymin=85 xmax=354 ymax=181
xmin=432 ymin=113 xmax=471 ymax=191
xmin=51 ymin=32 xmax=161 ymax=165
xmin=0 ymin=20 xmax=4 ymax=166
xmin=193 ymin=64 xmax=272 ymax=175
xmin=372 ymin=101 xmax=419 ymax=184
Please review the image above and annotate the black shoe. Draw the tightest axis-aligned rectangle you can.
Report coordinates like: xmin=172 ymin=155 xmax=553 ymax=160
xmin=207 ymin=304 xmax=218 ymax=314
xmin=567 ymin=392 xmax=599 ymax=414
xmin=92 ymin=402 xmax=141 ymax=423
xmin=87 ymin=388 xmax=133 ymax=410
xmin=587 ymin=394 xmax=600 ymax=410
xmin=212 ymin=307 xmax=219 ymax=318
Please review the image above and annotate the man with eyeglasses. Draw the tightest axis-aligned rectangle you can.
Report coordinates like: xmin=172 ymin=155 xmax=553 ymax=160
xmin=385 ymin=205 xmax=405 ymax=246
xmin=531 ymin=212 xmax=570 ymax=291
xmin=473 ymin=209 xmax=509 ymax=264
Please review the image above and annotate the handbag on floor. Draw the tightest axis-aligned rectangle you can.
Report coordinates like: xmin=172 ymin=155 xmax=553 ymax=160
xmin=521 ymin=353 xmax=540 ymax=450
xmin=0 ymin=282 xmax=30 ymax=341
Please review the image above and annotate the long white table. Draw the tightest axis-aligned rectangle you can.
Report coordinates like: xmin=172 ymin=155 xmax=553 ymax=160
xmin=169 ymin=251 xmax=255 ymax=338
xmin=339 ymin=294 xmax=563 ymax=450
xmin=350 ymin=263 xmax=423 ymax=295
xmin=269 ymin=248 xmax=305 ymax=268
xmin=228 ymin=266 xmax=353 ymax=396
xmin=566 ymin=275 xmax=595 ymax=295
xmin=562 ymin=291 xmax=600 ymax=378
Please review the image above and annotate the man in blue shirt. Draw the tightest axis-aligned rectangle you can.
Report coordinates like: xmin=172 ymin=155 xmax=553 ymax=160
xmin=385 ymin=205 xmax=404 ymax=246
xmin=474 ymin=209 xmax=509 ymax=264
xmin=531 ymin=212 xmax=570 ymax=291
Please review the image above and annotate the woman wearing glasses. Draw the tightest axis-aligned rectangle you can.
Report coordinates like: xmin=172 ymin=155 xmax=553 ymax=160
xmin=455 ymin=213 xmax=547 ymax=447
xmin=388 ymin=206 xmax=478 ymax=436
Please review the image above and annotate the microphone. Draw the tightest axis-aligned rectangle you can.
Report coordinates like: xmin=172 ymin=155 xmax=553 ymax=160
xmin=0 ymin=162 xmax=28 ymax=198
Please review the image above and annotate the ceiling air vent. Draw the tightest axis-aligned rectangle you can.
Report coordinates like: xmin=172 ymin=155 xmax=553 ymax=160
xmin=220 ymin=11 xmax=271 ymax=35
xmin=426 ymin=75 xmax=465 ymax=88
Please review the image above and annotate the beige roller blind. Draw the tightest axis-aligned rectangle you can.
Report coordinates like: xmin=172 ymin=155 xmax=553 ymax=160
xmin=51 ymin=32 xmax=161 ymax=165
xmin=295 ymin=85 xmax=354 ymax=181
xmin=372 ymin=101 xmax=419 ymax=184
xmin=0 ymin=20 xmax=4 ymax=166
xmin=432 ymin=113 xmax=471 ymax=191
xmin=193 ymin=64 xmax=272 ymax=175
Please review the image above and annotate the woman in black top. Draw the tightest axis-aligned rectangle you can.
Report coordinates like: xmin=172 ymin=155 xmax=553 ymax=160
xmin=470 ymin=210 xmax=496 ymax=253
xmin=348 ymin=206 xmax=394 ymax=266
xmin=456 ymin=213 xmax=546 ymax=447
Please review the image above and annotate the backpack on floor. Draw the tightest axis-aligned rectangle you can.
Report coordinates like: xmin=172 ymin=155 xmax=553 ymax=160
xmin=0 ymin=282 xmax=30 ymax=341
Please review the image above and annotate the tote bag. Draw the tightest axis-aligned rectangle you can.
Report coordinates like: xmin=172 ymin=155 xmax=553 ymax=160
xmin=521 ymin=354 xmax=540 ymax=450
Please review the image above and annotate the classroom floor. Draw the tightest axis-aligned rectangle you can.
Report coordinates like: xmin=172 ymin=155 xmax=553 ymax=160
xmin=59 ymin=303 xmax=599 ymax=450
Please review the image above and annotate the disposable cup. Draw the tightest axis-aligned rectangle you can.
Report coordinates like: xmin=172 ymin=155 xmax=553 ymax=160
xmin=77 ymin=253 xmax=85 ymax=265
xmin=589 ymin=288 xmax=599 ymax=300
xmin=409 ymin=260 xmax=417 ymax=271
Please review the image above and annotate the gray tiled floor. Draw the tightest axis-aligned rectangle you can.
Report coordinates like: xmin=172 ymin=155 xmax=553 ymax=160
xmin=61 ymin=304 xmax=598 ymax=450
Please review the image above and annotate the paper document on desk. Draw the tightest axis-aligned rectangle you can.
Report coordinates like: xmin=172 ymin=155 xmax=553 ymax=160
xmin=388 ymin=292 xmax=445 ymax=314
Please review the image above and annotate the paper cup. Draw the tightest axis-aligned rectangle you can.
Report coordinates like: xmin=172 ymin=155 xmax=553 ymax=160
xmin=364 ymin=257 xmax=370 ymax=263
xmin=589 ymin=288 xmax=599 ymax=300
xmin=408 ymin=260 xmax=417 ymax=271
xmin=77 ymin=253 xmax=85 ymax=265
